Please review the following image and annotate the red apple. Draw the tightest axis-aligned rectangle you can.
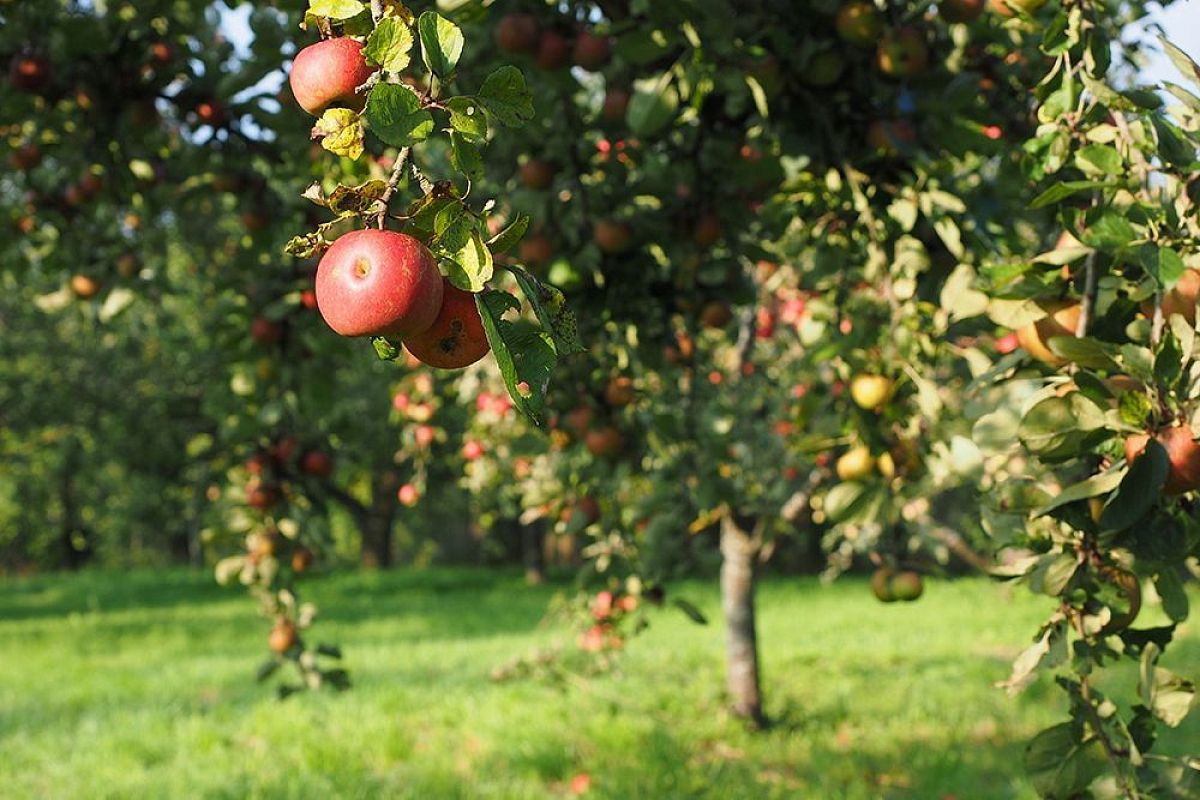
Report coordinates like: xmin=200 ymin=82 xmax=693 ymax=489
xmin=251 ymin=317 xmax=282 ymax=345
xmin=268 ymin=620 xmax=297 ymax=654
xmin=585 ymin=426 xmax=623 ymax=458
xmin=495 ymin=13 xmax=539 ymax=54
xmin=519 ymin=158 xmax=556 ymax=190
xmin=567 ymin=405 xmax=594 ymax=438
xmin=9 ymin=54 xmax=50 ymax=92
xmin=291 ymin=547 xmax=315 ymax=573
xmin=876 ymin=28 xmax=929 ymax=78
xmin=535 ymin=30 xmax=570 ymax=70
xmin=8 ymin=143 xmax=41 ymax=172
xmin=404 ymin=280 xmax=490 ymax=369
xmin=462 ymin=440 xmax=485 ymax=461
xmin=1124 ymin=424 xmax=1200 ymax=495
xmin=593 ymin=219 xmax=632 ymax=254
xmin=397 ymin=483 xmax=420 ymax=507
xmin=414 ymin=424 xmax=436 ymax=449
xmin=274 ymin=435 xmax=300 ymax=466
xmin=604 ymin=376 xmax=635 ymax=407
xmin=300 ymin=450 xmax=333 ymax=477
xmin=315 ymin=229 xmax=444 ymax=338
xmin=602 ymin=87 xmax=630 ymax=123
xmin=247 ymin=481 xmax=282 ymax=510
xmin=150 ymin=41 xmax=176 ymax=65
xmin=300 ymin=289 xmax=318 ymax=310
xmin=835 ymin=2 xmax=883 ymax=47
xmin=518 ymin=232 xmax=554 ymax=266
xmin=289 ymin=37 xmax=377 ymax=117
xmin=573 ymin=31 xmax=611 ymax=71
xmin=700 ymin=300 xmax=734 ymax=329
xmin=70 ymin=275 xmax=101 ymax=299
xmin=195 ymin=100 xmax=227 ymax=126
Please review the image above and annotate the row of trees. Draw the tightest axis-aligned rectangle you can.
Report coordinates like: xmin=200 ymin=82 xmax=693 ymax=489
xmin=3 ymin=0 xmax=1198 ymax=793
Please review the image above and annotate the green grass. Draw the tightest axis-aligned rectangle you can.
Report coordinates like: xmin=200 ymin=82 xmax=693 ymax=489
xmin=0 ymin=568 xmax=1196 ymax=799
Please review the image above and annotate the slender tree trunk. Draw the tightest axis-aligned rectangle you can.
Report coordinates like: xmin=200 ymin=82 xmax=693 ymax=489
xmin=359 ymin=472 xmax=399 ymax=568
xmin=522 ymin=520 xmax=546 ymax=585
xmin=720 ymin=514 xmax=765 ymax=727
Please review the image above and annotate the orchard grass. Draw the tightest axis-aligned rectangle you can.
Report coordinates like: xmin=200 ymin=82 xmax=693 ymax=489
xmin=0 ymin=568 xmax=1195 ymax=799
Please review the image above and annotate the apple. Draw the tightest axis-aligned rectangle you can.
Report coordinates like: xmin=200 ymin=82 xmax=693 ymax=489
xmin=289 ymin=38 xmax=377 ymax=117
xmin=866 ymin=118 xmax=917 ymax=154
xmin=591 ymin=590 xmax=615 ymax=620
xmin=891 ymin=570 xmax=924 ymax=601
xmin=315 ymin=229 xmax=444 ymax=339
xmin=246 ymin=481 xmax=282 ymax=510
xmin=700 ymin=300 xmax=734 ymax=329
xmin=397 ymin=483 xmax=420 ymax=507
xmin=194 ymin=100 xmax=228 ymax=127
xmin=535 ymin=30 xmax=570 ymax=70
xmin=274 ymin=435 xmax=300 ymax=465
xmin=9 ymin=54 xmax=50 ymax=92
xmin=268 ymin=620 xmax=297 ymax=654
xmin=850 ymin=374 xmax=894 ymax=410
xmin=585 ymin=426 xmax=624 ymax=458
xmin=836 ymin=446 xmax=875 ymax=481
xmin=835 ymin=2 xmax=883 ymax=47
xmin=940 ymin=0 xmax=985 ymax=22
xmin=989 ymin=0 xmax=1048 ymax=15
xmin=692 ymin=213 xmax=723 ymax=247
xmin=604 ymin=376 xmax=635 ymax=407
xmin=876 ymin=28 xmax=929 ymax=79
xmin=602 ymin=87 xmax=630 ymax=123
xmin=995 ymin=332 xmax=1020 ymax=354
xmin=150 ymin=41 xmax=176 ymax=65
xmin=1158 ymin=268 xmax=1200 ymax=324
xmin=251 ymin=317 xmax=282 ymax=345
xmin=404 ymin=280 xmax=490 ymax=369
xmin=414 ymin=425 xmax=436 ymax=449
xmin=1015 ymin=301 xmax=1081 ymax=366
xmin=567 ymin=405 xmax=594 ymax=438
xmin=70 ymin=275 xmax=101 ymax=299
xmin=1124 ymin=424 xmax=1200 ymax=494
xmin=518 ymin=233 xmax=554 ymax=266
xmin=245 ymin=450 xmax=272 ymax=475
xmin=573 ymin=31 xmax=611 ymax=71
xmin=462 ymin=440 xmax=485 ymax=461
xmin=495 ymin=13 xmax=539 ymax=54
xmin=8 ymin=143 xmax=41 ymax=171
xmin=300 ymin=289 xmax=318 ymax=310
xmin=593 ymin=219 xmax=632 ymax=254
xmin=300 ymin=450 xmax=333 ymax=477
xmin=871 ymin=568 xmax=896 ymax=602
xmin=519 ymin=158 xmax=556 ymax=190
xmin=291 ymin=547 xmax=315 ymax=573
xmin=803 ymin=51 xmax=845 ymax=87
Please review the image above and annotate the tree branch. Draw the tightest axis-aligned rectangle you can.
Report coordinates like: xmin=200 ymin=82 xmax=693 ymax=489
xmin=376 ymin=146 xmax=411 ymax=229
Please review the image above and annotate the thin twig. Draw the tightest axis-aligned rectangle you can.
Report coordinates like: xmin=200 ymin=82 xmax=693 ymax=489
xmin=370 ymin=0 xmax=384 ymax=23
xmin=376 ymin=146 xmax=411 ymax=229
xmin=1076 ymin=249 xmax=1098 ymax=337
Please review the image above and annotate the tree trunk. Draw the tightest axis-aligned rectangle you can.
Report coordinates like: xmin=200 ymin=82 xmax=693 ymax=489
xmin=359 ymin=472 xmax=400 ymax=568
xmin=522 ymin=520 xmax=546 ymax=585
xmin=720 ymin=514 xmax=765 ymax=727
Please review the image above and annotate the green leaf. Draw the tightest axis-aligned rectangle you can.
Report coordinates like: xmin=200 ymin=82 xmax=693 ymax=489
xmin=477 ymin=66 xmax=534 ymax=127
xmin=1118 ymin=390 xmax=1153 ymax=428
xmin=486 ymin=214 xmax=529 ymax=255
xmin=1074 ymin=144 xmax=1122 ymax=176
xmin=1047 ymin=337 xmax=1120 ymax=371
xmin=313 ymin=108 xmax=364 ymax=160
xmin=446 ymin=97 xmax=487 ymax=141
xmin=1150 ymin=667 xmax=1195 ymax=727
xmin=1161 ymin=37 xmax=1200 ymax=91
xmin=671 ymin=597 xmax=709 ymax=625
xmin=510 ymin=266 xmax=585 ymax=356
xmin=1032 ymin=468 xmax=1125 ymax=518
xmin=1152 ymin=116 xmax=1195 ymax=168
xmin=1082 ymin=211 xmax=1139 ymax=250
xmin=417 ymin=11 xmax=463 ymax=77
xmin=433 ymin=201 xmax=473 ymax=253
xmin=1154 ymin=329 xmax=1184 ymax=389
xmin=446 ymin=229 xmax=493 ymax=293
xmin=1146 ymin=245 xmax=1187 ymax=289
xmin=372 ymin=336 xmax=402 ymax=361
xmin=308 ymin=0 xmax=366 ymax=20
xmin=363 ymin=16 xmax=414 ymax=73
xmin=1029 ymin=180 xmax=1112 ymax=210
xmin=1100 ymin=438 xmax=1167 ymax=530
xmin=1025 ymin=723 xmax=1107 ymax=799
xmin=476 ymin=291 xmax=556 ymax=424
xmin=1155 ymin=569 xmax=1189 ymax=623
xmin=364 ymin=83 xmax=434 ymax=147
xmin=627 ymin=74 xmax=679 ymax=137
xmin=449 ymin=131 xmax=482 ymax=179
xmin=1163 ymin=82 xmax=1200 ymax=114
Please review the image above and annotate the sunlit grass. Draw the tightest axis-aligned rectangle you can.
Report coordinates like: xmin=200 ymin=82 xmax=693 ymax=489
xmin=0 ymin=568 xmax=1195 ymax=799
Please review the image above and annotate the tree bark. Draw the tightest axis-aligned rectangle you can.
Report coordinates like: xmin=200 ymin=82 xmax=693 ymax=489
xmin=720 ymin=514 xmax=765 ymax=727
xmin=359 ymin=472 xmax=400 ymax=568
xmin=521 ymin=520 xmax=546 ymax=585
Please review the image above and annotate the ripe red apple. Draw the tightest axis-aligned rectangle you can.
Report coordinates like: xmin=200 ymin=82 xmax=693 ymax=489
xmin=535 ymin=30 xmax=570 ymax=70
xmin=274 ymin=435 xmax=300 ymax=466
xmin=940 ymin=0 xmax=985 ymax=22
xmin=604 ymin=376 xmax=634 ymax=407
xmin=300 ymin=450 xmax=333 ymax=478
xmin=70 ymin=274 xmax=101 ymax=299
xmin=149 ymin=41 xmax=176 ymax=65
xmin=602 ymin=87 xmax=630 ymax=123
xmin=245 ymin=450 xmax=272 ymax=475
xmin=246 ymin=481 xmax=282 ymax=510
xmin=1124 ymin=424 xmax=1200 ymax=495
xmin=591 ymin=589 xmax=615 ymax=620
xmin=291 ymin=547 xmax=315 ymax=573
xmin=700 ymin=300 xmax=734 ymax=329
xmin=593 ymin=219 xmax=632 ymax=254
xmin=300 ymin=289 xmax=318 ymax=310
xmin=404 ymin=280 xmax=490 ymax=369
xmin=835 ymin=2 xmax=883 ymax=46
xmin=1158 ymin=268 xmax=1200 ymax=324
xmin=413 ymin=424 xmax=436 ymax=449
xmin=8 ymin=143 xmax=41 ymax=171
xmin=585 ymin=426 xmax=623 ymax=458
xmin=289 ymin=37 xmax=377 ymax=117
xmin=194 ymin=100 xmax=228 ymax=126
xmin=269 ymin=620 xmax=297 ymax=654
xmin=397 ymin=483 xmax=420 ymax=507
xmin=9 ymin=54 xmax=51 ymax=92
xmin=251 ymin=317 xmax=282 ymax=345
xmin=995 ymin=332 xmax=1020 ymax=354
xmin=1016 ymin=301 xmax=1081 ymax=366
xmin=519 ymin=159 xmax=556 ymax=190
xmin=495 ymin=13 xmax=539 ymax=54
xmin=518 ymin=232 xmax=554 ymax=267
xmin=573 ymin=31 xmax=611 ymax=71
xmin=692 ymin=213 xmax=722 ymax=247
xmin=462 ymin=440 xmax=485 ymax=461
xmin=566 ymin=405 xmax=594 ymax=438
xmin=315 ymin=229 xmax=444 ymax=338
xmin=876 ymin=28 xmax=930 ymax=78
